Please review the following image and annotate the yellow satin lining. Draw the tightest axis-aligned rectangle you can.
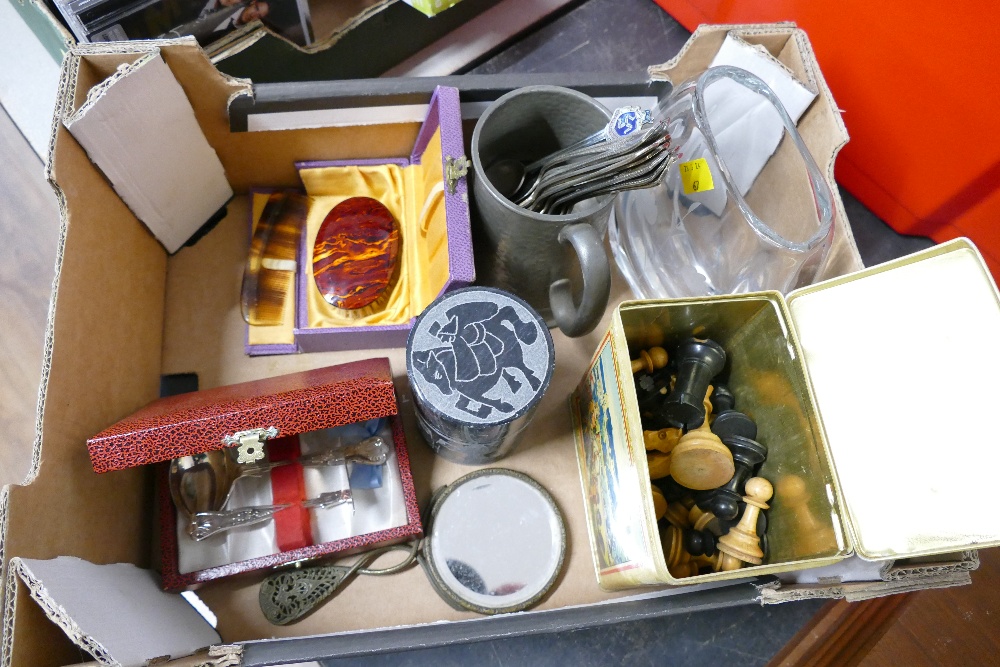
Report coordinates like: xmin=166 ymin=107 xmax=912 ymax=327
xmin=246 ymin=129 xmax=451 ymax=347
xmin=247 ymin=193 xmax=297 ymax=346
xmin=412 ymin=129 xmax=450 ymax=309
xmin=302 ymin=164 xmax=410 ymax=328
xmin=300 ymin=128 xmax=450 ymax=331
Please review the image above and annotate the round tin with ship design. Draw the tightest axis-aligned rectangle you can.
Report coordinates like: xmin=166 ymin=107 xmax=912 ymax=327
xmin=406 ymin=287 xmax=555 ymax=464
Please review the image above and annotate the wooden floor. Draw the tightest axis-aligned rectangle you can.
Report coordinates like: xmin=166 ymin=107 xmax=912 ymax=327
xmin=0 ymin=102 xmax=58 ymax=489
xmin=770 ymin=547 xmax=1000 ymax=667
xmin=861 ymin=547 xmax=1000 ymax=666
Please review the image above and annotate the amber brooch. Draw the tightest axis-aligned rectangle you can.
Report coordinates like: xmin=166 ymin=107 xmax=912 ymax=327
xmin=312 ymin=196 xmax=401 ymax=316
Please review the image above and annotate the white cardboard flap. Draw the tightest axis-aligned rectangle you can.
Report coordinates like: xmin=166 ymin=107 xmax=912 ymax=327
xmin=10 ymin=557 xmax=219 ymax=666
xmin=63 ymin=51 xmax=232 ymax=254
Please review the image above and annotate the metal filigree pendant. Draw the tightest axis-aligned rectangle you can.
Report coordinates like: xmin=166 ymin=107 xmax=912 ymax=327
xmin=259 ymin=564 xmax=354 ymax=626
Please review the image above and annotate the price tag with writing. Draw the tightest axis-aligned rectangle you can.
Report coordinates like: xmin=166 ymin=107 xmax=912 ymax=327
xmin=679 ymin=158 xmax=714 ymax=195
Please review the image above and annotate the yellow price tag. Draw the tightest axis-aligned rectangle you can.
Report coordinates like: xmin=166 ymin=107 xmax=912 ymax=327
xmin=679 ymin=158 xmax=714 ymax=195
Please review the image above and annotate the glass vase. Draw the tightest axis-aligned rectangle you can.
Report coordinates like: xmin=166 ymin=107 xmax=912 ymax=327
xmin=611 ymin=65 xmax=836 ymax=299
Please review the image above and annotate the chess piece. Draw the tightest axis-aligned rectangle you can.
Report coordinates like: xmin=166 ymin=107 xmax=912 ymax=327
xmin=671 ymin=561 xmax=701 ymax=578
xmin=711 ymin=410 xmax=757 ymax=441
xmin=660 ymin=338 xmax=726 ymax=430
xmin=660 ymin=524 xmax=684 ymax=567
xmin=688 ymin=505 xmax=724 ymax=537
xmin=710 ymin=550 xmax=745 ymax=572
xmin=776 ymin=474 xmax=836 ymax=555
xmin=692 ymin=488 xmax=716 ymax=511
xmin=647 ymin=450 xmax=672 ymax=480
xmin=709 ymin=434 xmax=767 ymax=521
xmin=663 ymin=501 xmax=692 ymax=528
xmin=717 ymin=477 xmax=772 ymax=566
xmin=643 ymin=427 xmax=682 ymax=454
xmin=650 ymin=485 xmax=667 ymax=521
xmin=656 ymin=476 xmax=690 ymax=502
xmin=660 ymin=524 xmax=697 ymax=578
xmin=635 ymin=370 xmax=672 ymax=425
xmin=682 ymin=527 xmax=717 ymax=557
xmin=631 ymin=346 xmax=669 ymax=375
xmin=710 ymin=383 xmax=736 ymax=414
xmin=669 ymin=390 xmax=735 ymax=491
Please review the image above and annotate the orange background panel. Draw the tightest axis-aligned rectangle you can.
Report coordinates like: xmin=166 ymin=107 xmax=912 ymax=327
xmin=653 ymin=1 xmax=1000 ymax=274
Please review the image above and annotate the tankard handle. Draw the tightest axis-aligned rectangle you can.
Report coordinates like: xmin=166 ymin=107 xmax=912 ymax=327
xmin=549 ymin=222 xmax=611 ymax=338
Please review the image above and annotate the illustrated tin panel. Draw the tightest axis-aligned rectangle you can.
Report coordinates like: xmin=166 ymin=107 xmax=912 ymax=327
xmin=572 ymin=329 xmax=660 ymax=588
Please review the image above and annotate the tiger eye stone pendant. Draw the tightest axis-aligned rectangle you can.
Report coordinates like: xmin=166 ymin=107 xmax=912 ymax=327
xmin=313 ymin=196 xmax=401 ymax=317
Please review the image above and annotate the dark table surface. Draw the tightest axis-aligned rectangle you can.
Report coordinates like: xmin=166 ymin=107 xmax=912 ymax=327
xmin=317 ymin=1 xmax=932 ymax=665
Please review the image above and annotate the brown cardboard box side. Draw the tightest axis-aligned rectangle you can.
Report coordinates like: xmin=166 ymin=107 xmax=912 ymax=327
xmin=1 ymin=25 xmax=865 ymax=665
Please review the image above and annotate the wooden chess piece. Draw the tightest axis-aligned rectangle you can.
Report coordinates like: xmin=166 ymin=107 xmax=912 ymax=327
xmin=660 ymin=338 xmax=726 ymax=430
xmin=708 ymin=433 xmax=767 ymax=520
xmin=659 ymin=524 xmax=685 ymax=568
xmin=631 ymin=346 xmax=669 ymax=375
xmin=635 ymin=369 xmax=672 ymax=425
xmin=669 ymin=390 xmax=735 ymax=491
xmin=711 ymin=410 xmax=757 ymax=441
xmin=710 ymin=383 xmax=735 ymax=414
xmin=683 ymin=527 xmax=716 ymax=557
xmin=775 ymin=474 xmax=836 ymax=555
xmin=663 ymin=501 xmax=692 ymax=528
xmin=650 ymin=485 xmax=667 ymax=521
xmin=692 ymin=488 xmax=716 ymax=511
xmin=646 ymin=450 xmax=672 ymax=480
xmin=732 ymin=500 xmax=768 ymax=541
xmin=710 ymin=550 xmax=745 ymax=572
xmin=688 ymin=505 xmax=725 ymax=537
xmin=656 ymin=476 xmax=689 ymax=502
xmin=717 ymin=477 xmax=772 ymax=566
xmin=660 ymin=524 xmax=698 ymax=578
xmin=671 ymin=561 xmax=701 ymax=578
xmin=643 ymin=427 xmax=682 ymax=454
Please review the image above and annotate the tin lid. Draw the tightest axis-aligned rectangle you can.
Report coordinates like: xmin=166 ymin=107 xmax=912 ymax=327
xmin=406 ymin=287 xmax=555 ymax=427
xmin=87 ymin=358 xmax=397 ymax=473
xmin=787 ymin=239 xmax=1000 ymax=561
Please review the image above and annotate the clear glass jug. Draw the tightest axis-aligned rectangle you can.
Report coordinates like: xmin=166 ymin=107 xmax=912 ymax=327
xmin=611 ymin=66 xmax=836 ymax=298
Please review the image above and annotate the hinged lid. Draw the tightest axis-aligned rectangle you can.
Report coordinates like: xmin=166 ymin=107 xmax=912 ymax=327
xmin=87 ymin=358 xmax=397 ymax=473
xmin=786 ymin=238 xmax=1000 ymax=561
xmin=415 ymin=86 xmax=475 ymax=287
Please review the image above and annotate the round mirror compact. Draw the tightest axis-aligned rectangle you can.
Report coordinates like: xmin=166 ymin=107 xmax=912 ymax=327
xmin=422 ymin=468 xmax=566 ymax=615
xmin=259 ymin=468 xmax=565 ymax=625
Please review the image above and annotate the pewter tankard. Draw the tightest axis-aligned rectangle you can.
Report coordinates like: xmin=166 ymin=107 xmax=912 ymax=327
xmin=471 ymin=86 xmax=614 ymax=337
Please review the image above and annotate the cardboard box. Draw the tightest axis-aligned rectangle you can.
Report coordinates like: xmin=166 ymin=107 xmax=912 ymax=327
xmin=85 ymin=358 xmax=422 ymax=590
xmin=244 ymin=86 xmax=474 ymax=355
xmin=1 ymin=23 xmax=955 ymax=667
xmin=572 ymin=239 xmax=1000 ymax=592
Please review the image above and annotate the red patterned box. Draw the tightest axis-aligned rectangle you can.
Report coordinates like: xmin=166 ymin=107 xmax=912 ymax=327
xmin=86 ymin=358 xmax=422 ymax=590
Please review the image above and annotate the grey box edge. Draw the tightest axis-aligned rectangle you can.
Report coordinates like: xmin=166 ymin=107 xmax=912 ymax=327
xmin=240 ymin=578 xmax=771 ymax=665
xmin=228 ymin=73 xmax=673 ymax=132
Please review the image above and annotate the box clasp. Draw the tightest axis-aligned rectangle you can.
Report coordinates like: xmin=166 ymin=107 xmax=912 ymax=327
xmin=445 ymin=155 xmax=470 ymax=195
xmin=222 ymin=426 xmax=279 ymax=464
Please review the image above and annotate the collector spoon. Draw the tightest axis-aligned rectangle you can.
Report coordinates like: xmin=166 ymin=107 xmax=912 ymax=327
xmin=169 ymin=435 xmax=389 ymax=522
xmin=188 ymin=489 xmax=355 ymax=541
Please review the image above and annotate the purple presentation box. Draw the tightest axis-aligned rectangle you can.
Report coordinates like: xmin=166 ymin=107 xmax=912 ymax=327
xmin=246 ymin=86 xmax=474 ymax=355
